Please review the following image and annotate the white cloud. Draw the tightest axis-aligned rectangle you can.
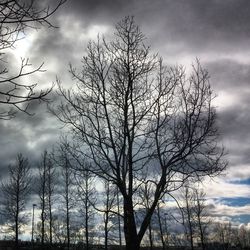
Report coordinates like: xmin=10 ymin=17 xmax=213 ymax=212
xmin=202 ymin=177 xmax=250 ymax=199
xmin=225 ymin=165 xmax=250 ymax=181
xmin=210 ymin=202 xmax=250 ymax=217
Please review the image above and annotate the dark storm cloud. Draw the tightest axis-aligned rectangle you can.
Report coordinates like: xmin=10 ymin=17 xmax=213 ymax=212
xmin=56 ymin=0 xmax=250 ymax=56
xmin=30 ymin=27 xmax=78 ymax=65
xmin=29 ymin=0 xmax=250 ymax=76
xmin=18 ymin=0 xmax=250 ymax=72
xmin=218 ymin=98 xmax=250 ymax=141
xmin=59 ymin=0 xmax=132 ymax=24
xmin=4 ymin=0 xmax=250 ymax=172
xmin=0 ymin=99 xmax=61 ymax=176
xmin=217 ymin=101 xmax=250 ymax=167
xmin=0 ymin=0 xmax=250 ymax=207
xmin=151 ymin=0 xmax=250 ymax=53
xmin=208 ymin=60 xmax=250 ymax=164
xmin=206 ymin=60 xmax=250 ymax=91
xmin=209 ymin=60 xmax=250 ymax=169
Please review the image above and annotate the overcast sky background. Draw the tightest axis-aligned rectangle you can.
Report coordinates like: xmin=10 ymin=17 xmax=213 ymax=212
xmin=1 ymin=0 xmax=250 ymax=228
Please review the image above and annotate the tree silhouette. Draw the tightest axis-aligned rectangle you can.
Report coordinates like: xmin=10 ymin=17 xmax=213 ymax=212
xmin=53 ymin=16 xmax=226 ymax=250
xmin=0 ymin=0 xmax=66 ymax=119
xmin=0 ymin=153 xmax=32 ymax=249
xmin=37 ymin=150 xmax=56 ymax=247
xmin=74 ymin=166 xmax=97 ymax=250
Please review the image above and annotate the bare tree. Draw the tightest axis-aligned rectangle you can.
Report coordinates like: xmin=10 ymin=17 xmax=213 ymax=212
xmin=181 ymin=185 xmax=195 ymax=250
xmin=50 ymin=214 xmax=65 ymax=244
xmin=138 ymin=180 xmax=155 ymax=250
xmin=53 ymin=16 xmax=226 ymax=250
xmin=101 ymin=179 xmax=117 ymax=250
xmin=155 ymin=203 xmax=168 ymax=250
xmin=215 ymin=222 xmax=233 ymax=250
xmin=38 ymin=151 xmax=48 ymax=246
xmin=116 ymin=186 xmax=123 ymax=248
xmin=47 ymin=152 xmax=56 ymax=246
xmin=193 ymin=187 xmax=209 ymax=250
xmin=0 ymin=0 xmax=66 ymax=119
xmin=38 ymin=150 xmax=56 ymax=247
xmin=178 ymin=184 xmax=210 ymax=250
xmin=0 ymin=153 xmax=32 ymax=249
xmin=237 ymin=224 xmax=250 ymax=249
xmin=59 ymin=150 xmax=74 ymax=250
xmin=74 ymin=166 xmax=96 ymax=250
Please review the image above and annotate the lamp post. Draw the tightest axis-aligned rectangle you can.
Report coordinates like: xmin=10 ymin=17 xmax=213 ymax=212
xmin=31 ymin=204 xmax=37 ymax=244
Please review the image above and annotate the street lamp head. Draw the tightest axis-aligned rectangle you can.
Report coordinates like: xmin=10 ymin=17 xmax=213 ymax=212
xmin=33 ymin=204 xmax=37 ymax=207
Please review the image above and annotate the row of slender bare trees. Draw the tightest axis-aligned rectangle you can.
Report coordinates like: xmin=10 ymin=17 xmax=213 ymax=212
xmin=0 ymin=2 xmax=64 ymax=247
xmin=0 ymin=148 xmax=119 ymax=250
xmin=0 ymin=151 xmax=249 ymax=250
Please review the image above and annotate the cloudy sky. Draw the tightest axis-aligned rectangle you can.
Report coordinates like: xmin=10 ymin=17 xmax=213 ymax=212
xmin=1 ymin=0 xmax=250 ymax=228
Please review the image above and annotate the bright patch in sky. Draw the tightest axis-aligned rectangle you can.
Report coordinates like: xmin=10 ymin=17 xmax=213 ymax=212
xmin=203 ymin=177 xmax=250 ymax=199
xmin=12 ymin=32 xmax=35 ymax=58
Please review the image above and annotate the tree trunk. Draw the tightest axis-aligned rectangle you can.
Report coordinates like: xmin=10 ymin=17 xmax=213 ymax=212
xmin=198 ymin=218 xmax=205 ymax=250
xmin=41 ymin=207 xmax=45 ymax=246
xmin=156 ymin=204 xmax=165 ymax=250
xmin=49 ymin=201 xmax=53 ymax=246
xmin=148 ymin=222 xmax=153 ymax=250
xmin=85 ymin=180 xmax=89 ymax=250
xmin=65 ymin=158 xmax=70 ymax=250
xmin=104 ymin=211 xmax=108 ymax=250
xmin=187 ymin=210 xmax=194 ymax=250
xmin=66 ymin=192 xmax=70 ymax=250
xmin=117 ymin=189 xmax=122 ymax=248
xmin=15 ymin=195 xmax=19 ymax=250
xmin=41 ymin=157 xmax=46 ymax=247
xmin=185 ymin=188 xmax=194 ymax=250
xmin=15 ymin=215 xmax=18 ymax=250
xmin=123 ymin=198 xmax=140 ymax=250
xmin=48 ymin=167 xmax=53 ymax=246
xmin=85 ymin=212 xmax=89 ymax=250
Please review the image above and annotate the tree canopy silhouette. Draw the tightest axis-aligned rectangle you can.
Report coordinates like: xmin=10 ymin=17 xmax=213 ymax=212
xmin=54 ymin=16 xmax=226 ymax=250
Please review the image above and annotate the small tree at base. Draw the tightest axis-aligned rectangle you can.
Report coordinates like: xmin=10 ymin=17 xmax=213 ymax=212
xmin=0 ymin=154 xmax=32 ymax=249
